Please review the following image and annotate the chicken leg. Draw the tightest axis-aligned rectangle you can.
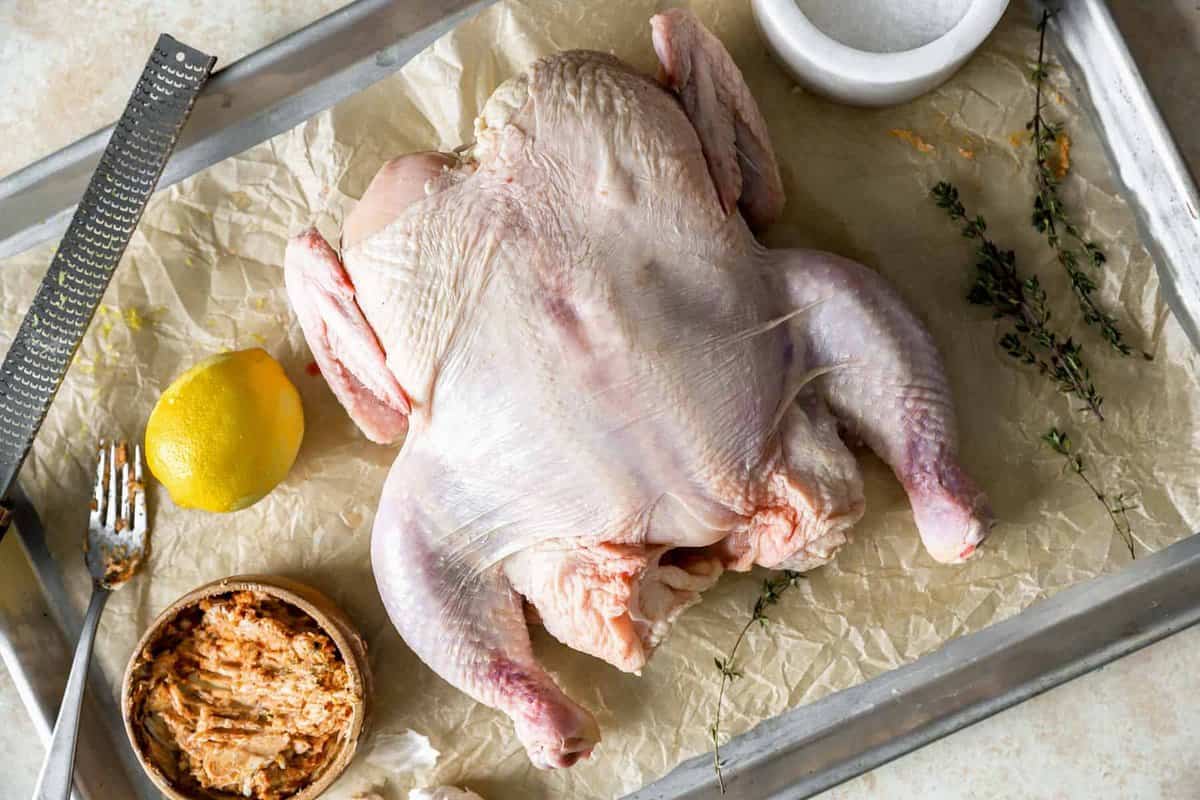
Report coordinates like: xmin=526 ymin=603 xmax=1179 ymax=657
xmin=769 ymin=249 xmax=994 ymax=562
xmin=372 ymin=450 xmax=600 ymax=768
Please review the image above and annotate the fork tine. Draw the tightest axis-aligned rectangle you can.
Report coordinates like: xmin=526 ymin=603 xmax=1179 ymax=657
xmin=105 ymin=441 xmax=121 ymax=531
xmin=91 ymin=440 xmax=107 ymax=528
xmin=119 ymin=446 xmax=133 ymax=533
xmin=132 ymin=443 xmax=147 ymax=535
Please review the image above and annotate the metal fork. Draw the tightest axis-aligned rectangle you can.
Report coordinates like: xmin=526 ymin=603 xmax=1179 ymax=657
xmin=33 ymin=440 xmax=149 ymax=800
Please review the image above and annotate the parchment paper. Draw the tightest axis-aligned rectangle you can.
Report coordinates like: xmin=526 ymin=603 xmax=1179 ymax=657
xmin=2 ymin=2 xmax=1198 ymax=799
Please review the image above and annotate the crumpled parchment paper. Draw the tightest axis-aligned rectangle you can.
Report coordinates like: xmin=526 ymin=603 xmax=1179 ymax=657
xmin=2 ymin=2 xmax=1198 ymax=799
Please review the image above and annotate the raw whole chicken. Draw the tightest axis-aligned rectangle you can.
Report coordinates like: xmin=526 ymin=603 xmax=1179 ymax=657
xmin=285 ymin=9 xmax=992 ymax=769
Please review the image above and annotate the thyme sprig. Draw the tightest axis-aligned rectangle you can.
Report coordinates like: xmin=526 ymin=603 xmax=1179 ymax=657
xmin=1028 ymin=11 xmax=1139 ymax=358
xmin=1042 ymin=427 xmax=1139 ymax=558
xmin=711 ymin=570 xmax=804 ymax=793
xmin=932 ymin=182 xmax=1104 ymax=419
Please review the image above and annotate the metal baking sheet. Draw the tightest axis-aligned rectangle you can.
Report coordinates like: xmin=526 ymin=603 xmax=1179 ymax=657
xmin=0 ymin=1 xmax=1197 ymax=799
xmin=0 ymin=0 xmax=495 ymax=261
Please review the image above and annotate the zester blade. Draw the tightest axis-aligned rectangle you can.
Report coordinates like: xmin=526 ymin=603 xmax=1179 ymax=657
xmin=0 ymin=36 xmax=215 ymax=510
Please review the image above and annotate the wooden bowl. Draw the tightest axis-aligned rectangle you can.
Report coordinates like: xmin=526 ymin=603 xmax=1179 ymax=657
xmin=121 ymin=575 xmax=373 ymax=800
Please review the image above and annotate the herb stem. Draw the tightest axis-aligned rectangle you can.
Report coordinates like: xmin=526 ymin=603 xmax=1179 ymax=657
xmin=711 ymin=570 xmax=803 ymax=793
xmin=1043 ymin=427 xmax=1138 ymax=558
xmin=711 ymin=613 xmax=755 ymax=793
xmin=1032 ymin=11 xmax=1048 ymax=157
xmin=1075 ymin=469 xmax=1137 ymax=559
xmin=1029 ymin=10 xmax=1137 ymax=357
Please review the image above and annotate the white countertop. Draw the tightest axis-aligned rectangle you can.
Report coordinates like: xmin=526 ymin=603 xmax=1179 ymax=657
xmin=1 ymin=2 xmax=1198 ymax=798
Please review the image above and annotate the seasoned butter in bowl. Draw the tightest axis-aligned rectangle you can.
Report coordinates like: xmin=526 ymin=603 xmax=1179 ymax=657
xmin=123 ymin=576 xmax=371 ymax=800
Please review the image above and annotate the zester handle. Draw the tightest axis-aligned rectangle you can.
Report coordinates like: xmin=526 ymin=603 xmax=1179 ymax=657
xmin=0 ymin=36 xmax=215 ymax=501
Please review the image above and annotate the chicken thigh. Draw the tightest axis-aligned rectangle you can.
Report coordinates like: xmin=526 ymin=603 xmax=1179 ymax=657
xmin=285 ymin=9 xmax=992 ymax=768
